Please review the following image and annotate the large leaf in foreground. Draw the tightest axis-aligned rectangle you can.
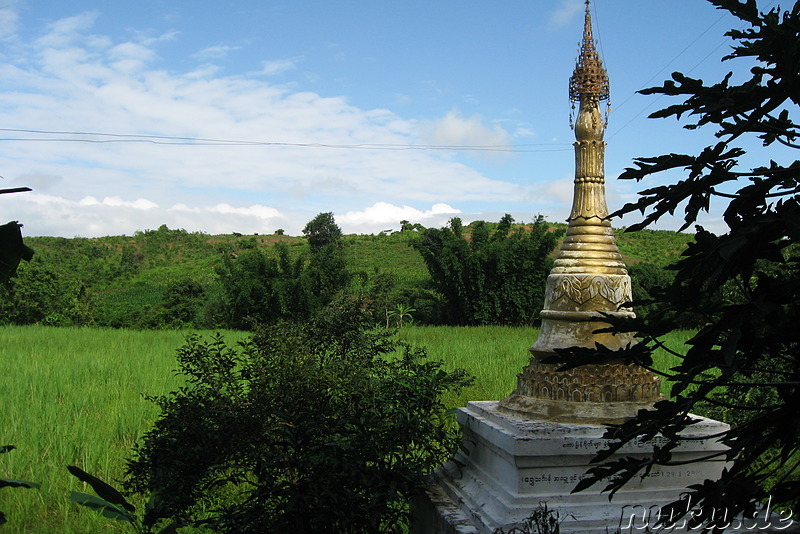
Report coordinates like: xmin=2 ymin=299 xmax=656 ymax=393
xmin=69 ymin=491 xmax=135 ymax=523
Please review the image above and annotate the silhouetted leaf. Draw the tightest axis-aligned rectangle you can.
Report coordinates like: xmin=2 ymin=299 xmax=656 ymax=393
xmin=66 ymin=465 xmax=135 ymax=513
xmin=69 ymin=491 xmax=135 ymax=522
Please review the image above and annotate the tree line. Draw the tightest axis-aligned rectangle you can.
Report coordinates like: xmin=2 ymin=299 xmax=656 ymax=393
xmin=0 ymin=213 xmax=610 ymax=329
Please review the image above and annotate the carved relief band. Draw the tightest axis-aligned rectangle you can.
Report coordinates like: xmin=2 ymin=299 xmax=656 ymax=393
xmin=511 ymin=361 xmax=661 ymax=403
xmin=544 ymin=273 xmax=632 ymax=312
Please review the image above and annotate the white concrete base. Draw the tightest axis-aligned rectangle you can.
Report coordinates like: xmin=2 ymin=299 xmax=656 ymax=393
xmin=412 ymin=401 xmax=732 ymax=534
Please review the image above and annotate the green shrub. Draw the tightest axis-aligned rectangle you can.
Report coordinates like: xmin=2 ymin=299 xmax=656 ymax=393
xmin=0 ymin=258 xmax=95 ymax=326
xmin=412 ymin=215 xmax=560 ymax=325
xmin=124 ymin=298 xmax=472 ymax=533
xmin=213 ymin=215 xmax=349 ymax=329
xmin=155 ymin=278 xmax=208 ymax=328
xmin=627 ymin=262 xmax=675 ymax=322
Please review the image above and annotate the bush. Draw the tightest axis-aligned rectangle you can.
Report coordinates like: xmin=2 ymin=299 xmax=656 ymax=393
xmin=213 ymin=215 xmax=349 ymax=329
xmin=155 ymin=278 xmax=207 ymax=328
xmin=303 ymin=211 xmax=342 ymax=253
xmin=412 ymin=215 xmax=560 ymax=325
xmin=0 ymin=258 xmax=95 ymax=326
xmin=125 ymin=298 xmax=472 ymax=533
xmin=627 ymin=262 xmax=675 ymax=323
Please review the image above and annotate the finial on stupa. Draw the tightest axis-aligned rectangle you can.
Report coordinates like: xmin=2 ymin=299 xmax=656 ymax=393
xmin=569 ymin=0 xmax=610 ymax=128
xmin=498 ymin=0 xmax=661 ymax=424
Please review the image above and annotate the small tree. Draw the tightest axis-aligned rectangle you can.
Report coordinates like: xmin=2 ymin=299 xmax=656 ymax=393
xmin=0 ymin=258 xmax=94 ymax=326
xmin=125 ymin=298 xmax=472 ymax=533
xmin=302 ymin=211 xmax=342 ymax=253
xmin=214 ymin=248 xmax=281 ymax=328
xmin=303 ymin=235 xmax=349 ymax=308
xmin=156 ymin=278 xmax=207 ymax=328
xmin=387 ymin=303 xmax=416 ymax=328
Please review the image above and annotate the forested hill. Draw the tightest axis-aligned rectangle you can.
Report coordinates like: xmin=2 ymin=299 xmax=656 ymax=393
xmin=1 ymin=222 xmax=691 ymax=329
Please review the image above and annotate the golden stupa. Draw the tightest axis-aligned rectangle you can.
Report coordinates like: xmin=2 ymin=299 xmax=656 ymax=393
xmin=499 ymin=0 xmax=661 ymax=424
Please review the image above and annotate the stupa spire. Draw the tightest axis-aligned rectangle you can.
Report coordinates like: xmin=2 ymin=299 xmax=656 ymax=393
xmin=569 ymin=0 xmax=610 ymax=108
xmin=499 ymin=0 xmax=661 ymax=424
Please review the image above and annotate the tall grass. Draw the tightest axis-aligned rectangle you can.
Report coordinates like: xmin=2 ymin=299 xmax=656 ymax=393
xmin=398 ymin=326 xmax=535 ymax=408
xmin=0 ymin=327 xmax=242 ymax=533
xmin=398 ymin=326 xmax=693 ymax=406
xmin=0 ymin=325 xmax=693 ymax=533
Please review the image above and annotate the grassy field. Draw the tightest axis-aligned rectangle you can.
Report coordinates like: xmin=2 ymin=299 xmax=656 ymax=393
xmin=0 ymin=327 xmax=231 ymax=533
xmin=0 ymin=325 xmax=691 ymax=533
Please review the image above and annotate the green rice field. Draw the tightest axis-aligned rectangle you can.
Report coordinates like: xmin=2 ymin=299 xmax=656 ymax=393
xmin=0 ymin=325 xmax=690 ymax=533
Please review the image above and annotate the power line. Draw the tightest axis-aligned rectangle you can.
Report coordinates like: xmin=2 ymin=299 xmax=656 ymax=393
xmin=0 ymin=128 xmax=573 ymax=153
xmin=606 ymin=0 xmax=779 ymax=141
xmin=605 ymin=9 xmax=730 ymax=140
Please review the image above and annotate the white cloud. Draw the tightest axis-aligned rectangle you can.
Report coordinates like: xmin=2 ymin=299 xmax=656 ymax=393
xmin=0 ymin=11 xmax=525 ymax=238
xmin=36 ymin=12 xmax=99 ymax=48
xmin=110 ymin=42 xmax=155 ymax=63
xmin=339 ymin=202 xmax=461 ymax=233
xmin=0 ymin=0 xmax=19 ymax=40
xmin=260 ymin=58 xmax=299 ymax=76
xmin=550 ymin=0 xmax=583 ymax=29
xmin=192 ymin=44 xmax=241 ymax=61
xmin=420 ymin=109 xmax=512 ymax=150
xmin=102 ymin=196 xmax=159 ymax=210
xmin=514 ymin=126 xmax=535 ymax=137
xmin=6 ymin=194 xmax=289 ymax=237
xmin=544 ymin=177 xmax=574 ymax=204
xmin=171 ymin=203 xmax=282 ymax=220
xmin=136 ymin=30 xmax=179 ymax=47
xmin=185 ymin=64 xmax=221 ymax=79
xmin=108 ymin=41 xmax=156 ymax=72
xmin=429 ymin=203 xmax=459 ymax=215
xmin=79 ymin=196 xmax=100 ymax=206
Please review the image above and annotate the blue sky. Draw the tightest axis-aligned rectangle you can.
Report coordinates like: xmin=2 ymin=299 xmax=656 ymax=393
xmin=0 ymin=0 xmax=782 ymax=237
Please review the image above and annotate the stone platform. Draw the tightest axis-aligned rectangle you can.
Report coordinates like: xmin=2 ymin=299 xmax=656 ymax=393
xmin=412 ymin=401 xmax=731 ymax=534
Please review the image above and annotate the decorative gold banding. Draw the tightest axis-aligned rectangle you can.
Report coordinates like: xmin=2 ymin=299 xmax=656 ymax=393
xmin=553 ymin=262 xmax=627 ymax=271
xmin=561 ymin=235 xmax=616 ymax=244
xmin=538 ymin=309 xmax=635 ymax=321
xmin=565 ymin=222 xmax=613 ymax=232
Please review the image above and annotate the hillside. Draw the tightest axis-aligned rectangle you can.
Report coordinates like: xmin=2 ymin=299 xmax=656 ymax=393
xmin=5 ymin=221 xmax=692 ymax=329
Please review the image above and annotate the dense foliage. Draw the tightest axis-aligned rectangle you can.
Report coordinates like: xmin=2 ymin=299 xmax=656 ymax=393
xmin=412 ymin=215 xmax=560 ymax=326
xmin=214 ymin=214 xmax=349 ymax=328
xmin=558 ymin=1 xmax=800 ymax=529
xmin=124 ymin=299 xmax=472 ymax=533
xmin=0 ymin=217 xmax=690 ymax=330
xmin=214 ymin=244 xmax=341 ymax=329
